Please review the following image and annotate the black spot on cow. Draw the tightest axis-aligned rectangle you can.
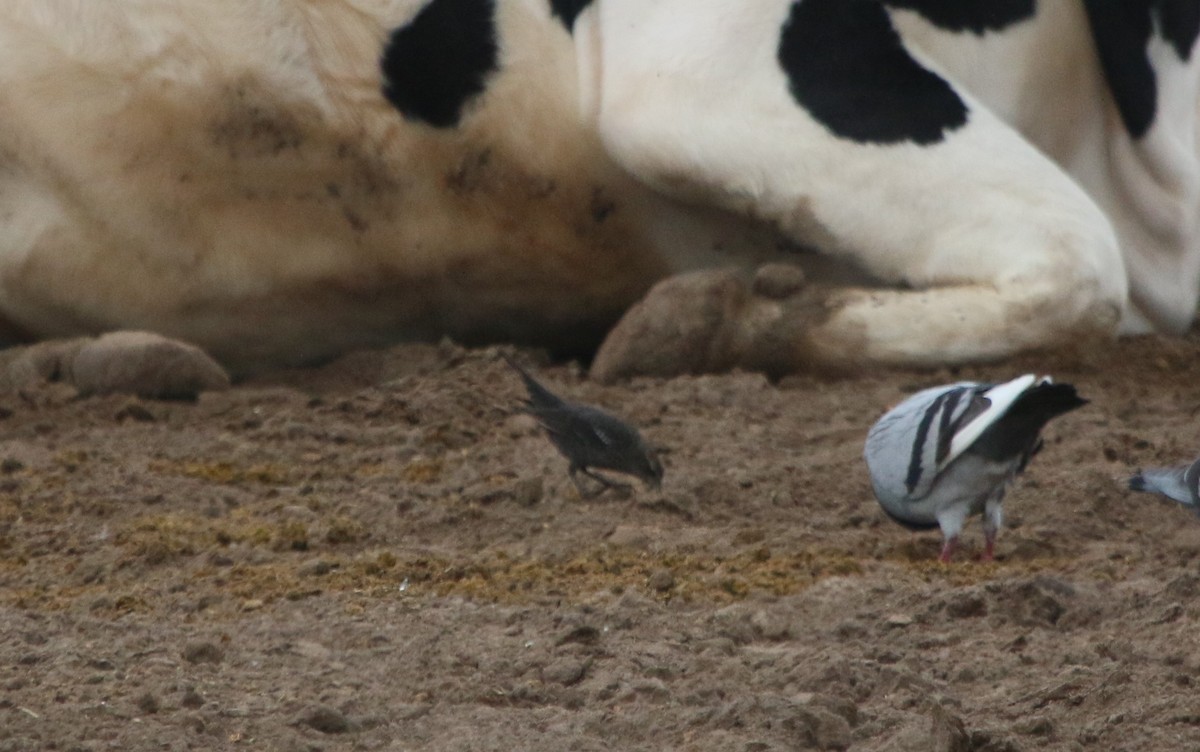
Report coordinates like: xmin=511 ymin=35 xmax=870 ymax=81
xmin=550 ymin=0 xmax=594 ymax=33
xmin=778 ymin=0 xmax=968 ymax=145
xmin=1155 ymin=0 xmax=1200 ymax=61
xmin=1083 ymin=2 xmax=1155 ymax=138
xmin=1083 ymin=0 xmax=1200 ymax=139
xmin=882 ymin=0 xmax=1036 ymax=36
xmin=380 ymin=0 xmax=499 ymax=128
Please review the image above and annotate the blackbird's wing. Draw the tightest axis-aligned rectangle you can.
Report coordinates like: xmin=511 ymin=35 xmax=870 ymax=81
xmin=502 ymin=356 xmax=645 ymax=471
xmin=531 ymin=404 xmax=635 ymax=468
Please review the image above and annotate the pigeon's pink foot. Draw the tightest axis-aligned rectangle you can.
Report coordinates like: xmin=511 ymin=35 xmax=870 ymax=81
xmin=981 ymin=539 xmax=995 ymax=562
xmin=938 ymin=537 xmax=958 ymax=564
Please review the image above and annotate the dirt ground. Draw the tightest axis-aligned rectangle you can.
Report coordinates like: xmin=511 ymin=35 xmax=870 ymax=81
xmin=3 ymin=332 xmax=1200 ymax=751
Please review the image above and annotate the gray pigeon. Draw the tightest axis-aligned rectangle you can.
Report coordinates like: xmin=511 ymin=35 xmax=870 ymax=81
xmin=1128 ymin=458 xmax=1200 ymax=514
xmin=864 ymin=374 xmax=1086 ymax=562
xmin=503 ymin=354 xmax=663 ymax=497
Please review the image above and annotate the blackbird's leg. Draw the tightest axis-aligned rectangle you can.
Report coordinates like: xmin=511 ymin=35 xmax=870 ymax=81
xmin=572 ymin=467 xmax=632 ymax=498
xmin=581 ymin=468 xmax=633 ymax=496
xmin=568 ymin=467 xmax=602 ymax=498
xmin=569 ymin=466 xmax=625 ymax=498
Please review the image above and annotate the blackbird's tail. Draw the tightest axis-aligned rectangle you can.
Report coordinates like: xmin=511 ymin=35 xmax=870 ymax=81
xmin=501 ymin=354 xmax=566 ymax=411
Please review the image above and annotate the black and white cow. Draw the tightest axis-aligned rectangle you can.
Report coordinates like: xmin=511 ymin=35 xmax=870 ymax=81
xmin=0 ymin=1 xmax=1195 ymax=375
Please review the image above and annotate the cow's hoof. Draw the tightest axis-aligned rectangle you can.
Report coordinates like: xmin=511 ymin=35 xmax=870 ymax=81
xmin=591 ymin=263 xmax=822 ymax=382
xmin=0 ymin=338 xmax=92 ymax=391
xmin=751 ymin=262 xmax=807 ymax=300
xmin=69 ymin=331 xmax=231 ymax=399
xmin=591 ymin=268 xmax=747 ymax=383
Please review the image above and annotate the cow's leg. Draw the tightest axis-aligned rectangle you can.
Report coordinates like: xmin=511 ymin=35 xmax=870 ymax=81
xmin=582 ymin=0 xmax=1126 ymax=373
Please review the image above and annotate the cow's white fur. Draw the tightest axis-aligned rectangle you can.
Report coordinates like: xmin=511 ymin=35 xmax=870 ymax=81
xmin=0 ymin=1 xmax=1190 ymax=371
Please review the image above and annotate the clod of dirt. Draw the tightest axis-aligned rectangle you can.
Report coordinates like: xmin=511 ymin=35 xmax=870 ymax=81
xmin=181 ymin=641 xmax=224 ymax=665
xmin=930 ymin=703 xmax=972 ymax=752
xmin=1165 ymin=573 xmax=1200 ymax=599
xmin=807 ymin=707 xmax=853 ymax=751
xmin=299 ymin=705 xmax=355 ymax=734
xmin=991 ymin=577 xmax=1075 ymax=627
xmin=511 ymin=477 xmax=544 ymax=507
xmin=943 ymin=592 xmax=988 ymax=619
xmin=135 ymin=692 xmax=159 ymax=715
xmin=298 ymin=558 xmax=338 ymax=577
xmin=647 ymin=569 xmax=675 ymax=592
xmin=115 ymin=400 xmax=157 ymax=423
xmin=180 ymin=688 xmax=204 ymax=709
xmin=541 ymin=657 xmax=590 ymax=686
xmin=182 ymin=715 xmax=205 ymax=734
xmin=556 ymin=625 xmax=601 ymax=646
xmin=750 ymin=609 xmax=793 ymax=640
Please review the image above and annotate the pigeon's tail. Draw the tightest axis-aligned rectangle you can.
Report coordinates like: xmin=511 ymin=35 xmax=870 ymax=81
xmin=1127 ymin=472 xmax=1151 ymax=493
xmin=1013 ymin=382 xmax=1089 ymax=423
xmin=1125 ymin=463 xmax=1199 ymax=508
xmin=971 ymin=381 xmax=1086 ymax=462
xmin=501 ymin=354 xmax=566 ymax=411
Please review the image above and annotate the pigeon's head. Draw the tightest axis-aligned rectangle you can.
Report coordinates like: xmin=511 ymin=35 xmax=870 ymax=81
xmin=635 ymin=445 xmax=665 ymax=490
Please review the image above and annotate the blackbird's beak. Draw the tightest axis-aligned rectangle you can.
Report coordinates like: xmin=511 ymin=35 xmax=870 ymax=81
xmin=643 ymin=452 xmax=665 ymax=490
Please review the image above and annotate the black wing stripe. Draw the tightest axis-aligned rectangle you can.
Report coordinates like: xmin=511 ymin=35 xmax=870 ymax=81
xmin=905 ymin=390 xmax=949 ymax=494
xmin=934 ymin=387 xmax=964 ymax=465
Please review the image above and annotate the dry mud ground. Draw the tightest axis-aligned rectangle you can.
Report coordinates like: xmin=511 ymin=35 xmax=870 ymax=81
xmin=3 ymin=333 xmax=1200 ymax=751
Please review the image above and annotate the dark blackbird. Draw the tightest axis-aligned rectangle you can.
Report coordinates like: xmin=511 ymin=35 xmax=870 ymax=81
xmin=503 ymin=354 xmax=663 ymax=497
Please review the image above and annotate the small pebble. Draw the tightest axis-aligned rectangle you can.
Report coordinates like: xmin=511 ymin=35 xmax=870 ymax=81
xmin=136 ymin=692 xmax=159 ymax=715
xmin=299 ymin=705 xmax=353 ymax=734
xmin=181 ymin=642 xmax=223 ymax=665
xmin=542 ymin=658 xmax=589 ymax=686
xmin=511 ymin=477 xmax=544 ymax=507
xmin=298 ymin=559 xmax=336 ymax=577
xmin=647 ymin=569 xmax=675 ymax=592
xmin=115 ymin=401 xmax=156 ymax=423
xmin=181 ymin=688 xmax=204 ymax=709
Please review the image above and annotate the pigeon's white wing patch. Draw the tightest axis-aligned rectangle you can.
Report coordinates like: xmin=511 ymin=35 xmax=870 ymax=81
xmin=865 ymin=381 xmax=982 ymax=501
xmin=942 ymin=374 xmax=1038 ymax=470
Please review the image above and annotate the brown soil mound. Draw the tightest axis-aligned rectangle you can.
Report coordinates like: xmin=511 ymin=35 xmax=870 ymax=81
xmin=3 ymin=333 xmax=1200 ymax=750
